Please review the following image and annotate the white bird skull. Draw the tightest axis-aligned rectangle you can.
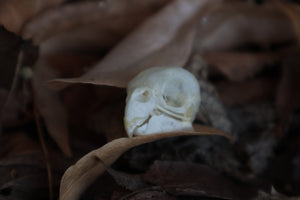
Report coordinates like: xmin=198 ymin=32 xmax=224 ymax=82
xmin=124 ymin=67 xmax=201 ymax=137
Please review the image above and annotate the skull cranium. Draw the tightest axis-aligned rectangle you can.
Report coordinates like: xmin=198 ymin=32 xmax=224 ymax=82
xmin=124 ymin=67 xmax=201 ymax=137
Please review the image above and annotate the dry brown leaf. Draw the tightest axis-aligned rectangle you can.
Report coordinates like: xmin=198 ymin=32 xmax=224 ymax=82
xmin=109 ymin=161 xmax=260 ymax=199
xmin=195 ymin=3 xmax=295 ymax=52
xmin=143 ymin=161 xmax=259 ymax=200
xmin=46 ymin=54 xmax=101 ymax=77
xmin=278 ymin=3 xmax=300 ymax=42
xmin=0 ymin=152 xmax=64 ymax=200
xmin=89 ymin=100 xmax=127 ymax=142
xmin=0 ymin=161 xmax=50 ymax=200
xmin=0 ymin=27 xmax=22 ymax=89
xmin=23 ymin=0 xmax=171 ymax=45
xmin=47 ymin=0 xmax=221 ymax=90
xmin=0 ymin=132 xmax=40 ymax=158
xmin=204 ymin=52 xmax=278 ymax=82
xmin=33 ymin=59 xmax=72 ymax=157
xmin=106 ymin=167 xmax=148 ymax=191
xmin=274 ymin=3 xmax=300 ymax=133
xmin=0 ymin=27 xmax=23 ymax=131
xmin=216 ymin=78 xmax=277 ymax=106
xmin=59 ymin=124 xmax=232 ymax=200
xmin=0 ymin=0 xmax=65 ymax=35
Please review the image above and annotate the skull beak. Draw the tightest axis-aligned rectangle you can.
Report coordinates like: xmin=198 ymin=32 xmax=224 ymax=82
xmin=124 ymin=87 xmax=155 ymax=137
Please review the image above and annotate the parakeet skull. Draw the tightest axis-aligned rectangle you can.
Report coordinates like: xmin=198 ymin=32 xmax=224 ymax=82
xmin=124 ymin=67 xmax=201 ymax=137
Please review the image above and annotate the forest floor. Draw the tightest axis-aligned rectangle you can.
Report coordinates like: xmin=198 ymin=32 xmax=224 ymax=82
xmin=0 ymin=0 xmax=300 ymax=199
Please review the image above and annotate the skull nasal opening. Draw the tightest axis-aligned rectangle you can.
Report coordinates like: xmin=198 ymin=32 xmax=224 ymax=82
xmin=162 ymin=79 xmax=186 ymax=108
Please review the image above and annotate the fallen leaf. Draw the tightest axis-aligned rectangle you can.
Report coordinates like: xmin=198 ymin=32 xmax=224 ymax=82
xmin=0 ymin=132 xmax=71 ymax=200
xmin=0 ymin=27 xmax=23 ymax=131
xmin=0 ymin=170 xmax=49 ymax=200
xmin=0 ymin=154 xmax=44 ymax=168
xmin=216 ymin=78 xmax=277 ymax=106
xmin=0 ymin=90 xmax=21 ymax=132
xmin=59 ymin=124 xmax=232 ymax=200
xmin=0 ymin=134 xmax=48 ymax=200
xmin=23 ymin=0 xmax=171 ymax=45
xmin=143 ymin=161 xmax=260 ymax=200
xmin=0 ymin=132 xmax=40 ymax=158
xmin=275 ymin=3 xmax=300 ymax=125
xmin=0 ymin=0 xmax=65 ymax=35
xmin=278 ymin=3 xmax=300 ymax=42
xmin=46 ymin=54 xmax=101 ymax=77
xmin=195 ymin=3 xmax=295 ymax=52
xmin=0 ymin=155 xmax=60 ymax=200
xmin=88 ymin=100 xmax=127 ymax=141
xmin=0 ymin=27 xmax=22 ymax=89
xmin=106 ymin=167 xmax=148 ymax=191
xmin=32 ymin=59 xmax=72 ymax=156
xmin=47 ymin=0 xmax=221 ymax=90
xmin=204 ymin=52 xmax=279 ymax=82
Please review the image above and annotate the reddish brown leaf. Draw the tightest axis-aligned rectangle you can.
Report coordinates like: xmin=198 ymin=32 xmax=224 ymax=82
xmin=195 ymin=3 xmax=295 ymax=52
xmin=273 ymin=3 xmax=300 ymax=135
xmin=0 ymin=28 xmax=23 ymax=132
xmin=204 ymin=52 xmax=279 ymax=82
xmin=0 ymin=0 xmax=65 ymax=35
xmin=278 ymin=3 xmax=300 ymax=42
xmin=0 ymin=27 xmax=22 ymax=89
xmin=106 ymin=167 xmax=148 ymax=191
xmin=143 ymin=161 xmax=260 ymax=200
xmin=0 ymin=152 xmax=62 ymax=200
xmin=59 ymin=124 xmax=232 ymax=200
xmin=88 ymin=100 xmax=127 ymax=142
xmin=47 ymin=0 xmax=221 ymax=90
xmin=0 ymin=132 xmax=40 ymax=158
xmin=0 ymin=168 xmax=49 ymax=200
xmin=23 ymin=0 xmax=171 ymax=45
xmin=0 ymin=90 xmax=21 ymax=131
xmin=33 ymin=59 xmax=72 ymax=157
xmin=46 ymin=54 xmax=101 ymax=77
xmin=216 ymin=78 xmax=277 ymax=106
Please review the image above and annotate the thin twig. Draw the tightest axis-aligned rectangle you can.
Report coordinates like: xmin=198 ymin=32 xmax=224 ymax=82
xmin=34 ymin=106 xmax=53 ymax=200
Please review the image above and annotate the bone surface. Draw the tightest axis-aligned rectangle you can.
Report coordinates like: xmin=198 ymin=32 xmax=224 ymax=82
xmin=124 ymin=67 xmax=201 ymax=137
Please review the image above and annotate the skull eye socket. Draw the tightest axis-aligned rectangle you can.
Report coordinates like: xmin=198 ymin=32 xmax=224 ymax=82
xmin=135 ymin=89 xmax=151 ymax=103
xmin=162 ymin=79 xmax=186 ymax=108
